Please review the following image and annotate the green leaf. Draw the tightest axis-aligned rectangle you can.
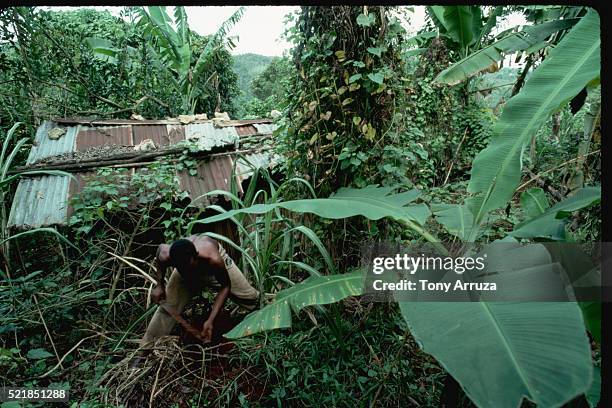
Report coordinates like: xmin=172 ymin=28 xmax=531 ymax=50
xmin=586 ymin=366 xmax=601 ymax=408
xmin=348 ymin=73 xmax=362 ymax=84
xmin=85 ymin=37 xmax=119 ymax=64
xmin=432 ymin=203 xmax=475 ymax=240
xmin=519 ymin=187 xmax=549 ymax=219
xmin=442 ymin=6 xmax=480 ymax=49
xmin=225 ymin=271 xmax=364 ymax=338
xmin=196 ymin=186 xmax=429 ymax=227
xmin=399 ymin=301 xmax=592 ymax=407
xmin=511 ymin=186 xmax=600 ymax=239
xmin=466 ymin=10 xmax=600 ymax=228
xmin=427 ymin=6 xmax=448 ymax=33
xmin=367 ymin=47 xmax=383 ymax=57
xmin=356 ymin=13 xmax=376 ymax=28
xmin=367 ymin=72 xmax=384 ymax=84
xmin=435 ymin=19 xmax=579 ymax=85
xmin=27 ymin=348 xmax=54 ymax=360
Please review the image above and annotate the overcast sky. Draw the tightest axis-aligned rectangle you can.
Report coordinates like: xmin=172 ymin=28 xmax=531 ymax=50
xmin=43 ymin=6 xmax=526 ymax=60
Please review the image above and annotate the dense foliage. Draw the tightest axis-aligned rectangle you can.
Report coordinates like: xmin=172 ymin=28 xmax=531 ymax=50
xmin=0 ymin=5 xmax=602 ymax=408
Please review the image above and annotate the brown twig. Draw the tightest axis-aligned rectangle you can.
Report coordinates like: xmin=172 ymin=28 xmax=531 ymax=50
xmin=33 ymin=294 xmax=63 ymax=370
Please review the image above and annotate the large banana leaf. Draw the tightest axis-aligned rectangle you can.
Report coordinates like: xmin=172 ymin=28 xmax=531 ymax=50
xmin=399 ymin=301 xmax=592 ymax=407
xmin=196 ymin=186 xmax=430 ymax=227
xmin=432 ymin=203 xmax=475 ymax=240
xmin=398 ymin=239 xmax=593 ymax=407
xmin=86 ymin=38 xmax=120 ymax=64
xmin=427 ymin=6 xmax=448 ymax=34
xmin=435 ymin=19 xmax=579 ymax=85
xmin=519 ymin=187 xmax=549 ymax=219
xmin=466 ymin=9 xmax=600 ymax=227
xmin=224 ymin=271 xmax=364 ymax=338
xmin=511 ymin=186 xmax=601 ymax=239
xmin=442 ymin=6 xmax=481 ymax=49
xmin=543 ymin=242 xmax=601 ymax=342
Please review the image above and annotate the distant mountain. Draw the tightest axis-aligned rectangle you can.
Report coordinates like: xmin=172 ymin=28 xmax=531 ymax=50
xmin=233 ymin=53 xmax=274 ymax=101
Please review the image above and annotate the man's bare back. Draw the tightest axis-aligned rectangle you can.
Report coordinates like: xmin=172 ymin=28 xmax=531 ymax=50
xmin=152 ymin=235 xmax=231 ymax=341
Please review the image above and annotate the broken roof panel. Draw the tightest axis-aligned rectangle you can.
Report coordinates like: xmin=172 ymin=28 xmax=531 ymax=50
xmin=184 ymin=123 xmax=239 ymax=150
xmin=179 ymin=155 xmax=242 ymax=207
xmin=10 ymin=117 xmax=275 ymax=228
xmin=7 ymin=175 xmax=70 ymax=228
xmin=253 ymin=123 xmax=276 ymax=135
xmin=133 ymin=125 xmax=170 ymax=147
xmin=26 ymin=122 xmax=77 ymax=165
xmin=76 ymin=125 xmax=132 ymax=151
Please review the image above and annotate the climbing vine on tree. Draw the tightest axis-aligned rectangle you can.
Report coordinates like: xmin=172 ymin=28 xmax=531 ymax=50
xmin=278 ymin=6 xmax=407 ymax=196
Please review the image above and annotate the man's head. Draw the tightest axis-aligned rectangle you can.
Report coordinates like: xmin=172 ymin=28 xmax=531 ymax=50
xmin=169 ymin=239 xmax=197 ymax=271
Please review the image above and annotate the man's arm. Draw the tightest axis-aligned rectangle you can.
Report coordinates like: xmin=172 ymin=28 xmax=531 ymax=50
xmin=201 ymin=256 xmax=231 ymax=341
xmin=154 ymin=245 xmax=167 ymax=285
xmin=151 ymin=245 xmax=168 ymax=304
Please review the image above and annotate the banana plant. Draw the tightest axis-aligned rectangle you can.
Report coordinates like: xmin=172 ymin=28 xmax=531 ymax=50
xmin=434 ymin=18 xmax=579 ymax=85
xmin=463 ymin=8 xmax=600 ymax=238
xmin=178 ymin=8 xmax=600 ymax=408
xmin=427 ymin=6 xmax=503 ymax=58
xmin=183 ymin=164 xmax=339 ymax=308
xmin=87 ymin=6 xmax=245 ymax=114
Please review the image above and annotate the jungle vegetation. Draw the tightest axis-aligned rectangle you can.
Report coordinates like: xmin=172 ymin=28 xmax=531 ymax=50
xmin=0 ymin=5 xmax=602 ymax=407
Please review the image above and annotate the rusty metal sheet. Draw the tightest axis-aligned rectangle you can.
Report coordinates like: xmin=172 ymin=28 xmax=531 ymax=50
xmin=66 ymin=171 xmax=98 ymax=219
xmin=7 ymin=175 xmax=71 ymax=228
xmin=167 ymin=124 xmax=185 ymax=145
xmin=133 ymin=125 xmax=170 ymax=147
xmin=235 ymin=125 xmax=258 ymax=137
xmin=178 ymin=156 xmax=242 ymax=207
xmin=27 ymin=121 xmax=78 ymax=164
xmin=76 ymin=125 xmax=133 ymax=151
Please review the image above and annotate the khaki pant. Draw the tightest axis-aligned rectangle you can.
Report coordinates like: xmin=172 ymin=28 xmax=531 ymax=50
xmin=142 ymin=244 xmax=259 ymax=344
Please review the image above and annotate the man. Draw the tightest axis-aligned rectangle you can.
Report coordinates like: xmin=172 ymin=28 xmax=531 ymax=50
xmin=142 ymin=235 xmax=259 ymax=344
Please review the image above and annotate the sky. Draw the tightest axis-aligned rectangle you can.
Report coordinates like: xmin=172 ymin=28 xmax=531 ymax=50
xmin=43 ymin=6 xmax=526 ymax=61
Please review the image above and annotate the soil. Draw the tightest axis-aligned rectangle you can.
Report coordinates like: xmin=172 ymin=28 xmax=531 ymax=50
xmin=34 ymin=144 xmax=135 ymax=164
xmin=174 ymin=304 xmax=268 ymax=405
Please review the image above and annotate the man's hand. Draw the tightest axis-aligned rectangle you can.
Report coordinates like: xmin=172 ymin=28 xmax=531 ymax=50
xmin=201 ymin=320 xmax=214 ymax=342
xmin=151 ymin=284 xmax=166 ymax=304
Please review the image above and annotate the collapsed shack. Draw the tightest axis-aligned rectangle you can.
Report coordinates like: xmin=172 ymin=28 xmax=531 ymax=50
xmin=8 ymin=116 xmax=280 ymax=262
xmin=4 ymin=116 xmax=280 ymax=405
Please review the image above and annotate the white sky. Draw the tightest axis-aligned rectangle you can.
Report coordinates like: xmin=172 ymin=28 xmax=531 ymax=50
xmin=42 ymin=6 xmax=526 ymax=62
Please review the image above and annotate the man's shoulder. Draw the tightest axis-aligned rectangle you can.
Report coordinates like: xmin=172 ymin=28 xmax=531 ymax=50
xmin=157 ymin=243 xmax=171 ymax=263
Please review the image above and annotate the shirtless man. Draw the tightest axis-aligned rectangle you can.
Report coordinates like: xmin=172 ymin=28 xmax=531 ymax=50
xmin=142 ymin=235 xmax=259 ymax=344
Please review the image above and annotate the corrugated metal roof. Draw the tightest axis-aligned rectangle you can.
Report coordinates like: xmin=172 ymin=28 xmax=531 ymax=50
xmin=179 ymin=155 xmax=242 ymax=207
xmin=235 ymin=125 xmax=258 ymax=136
xmin=54 ymin=118 xmax=274 ymax=126
xmin=8 ymin=175 xmax=70 ymax=228
xmin=253 ymin=123 xmax=276 ymax=134
xmin=26 ymin=121 xmax=77 ymax=164
xmin=10 ymin=118 xmax=276 ymax=228
xmin=133 ymin=125 xmax=170 ymax=147
xmin=236 ymin=151 xmax=280 ymax=181
xmin=76 ymin=126 xmax=132 ymax=151
xmin=184 ymin=123 xmax=239 ymax=150
xmin=167 ymin=124 xmax=186 ymax=144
